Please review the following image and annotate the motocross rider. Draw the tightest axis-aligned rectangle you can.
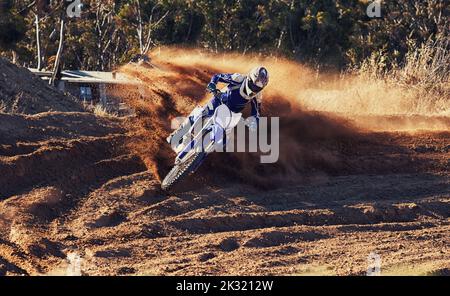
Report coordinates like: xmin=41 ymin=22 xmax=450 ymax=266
xmin=167 ymin=66 xmax=270 ymax=148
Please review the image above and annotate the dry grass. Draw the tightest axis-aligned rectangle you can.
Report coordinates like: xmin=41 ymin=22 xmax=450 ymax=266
xmin=83 ymin=103 xmax=118 ymax=118
xmin=359 ymin=35 xmax=449 ymax=114
xmin=299 ymin=36 xmax=450 ymax=116
xmin=93 ymin=104 xmax=111 ymax=117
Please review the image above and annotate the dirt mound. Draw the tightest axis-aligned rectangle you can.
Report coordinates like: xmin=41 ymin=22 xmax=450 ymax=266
xmin=0 ymin=110 xmax=148 ymax=274
xmin=0 ymin=112 xmax=147 ymax=198
xmin=40 ymin=168 xmax=450 ymax=276
xmin=0 ymin=58 xmax=83 ymax=114
xmin=0 ymin=59 xmax=150 ymax=275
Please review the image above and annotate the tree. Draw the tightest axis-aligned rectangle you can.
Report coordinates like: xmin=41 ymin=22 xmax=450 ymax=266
xmin=49 ymin=1 xmax=71 ymax=86
xmin=0 ymin=0 xmax=26 ymax=63
xmin=115 ymin=0 xmax=170 ymax=56
xmin=1 ymin=0 xmax=447 ymax=71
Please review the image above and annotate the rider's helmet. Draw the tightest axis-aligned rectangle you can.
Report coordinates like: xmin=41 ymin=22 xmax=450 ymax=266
xmin=243 ymin=66 xmax=269 ymax=97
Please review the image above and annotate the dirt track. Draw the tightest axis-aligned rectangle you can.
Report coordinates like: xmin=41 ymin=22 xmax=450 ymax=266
xmin=0 ymin=56 xmax=449 ymax=276
xmin=0 ymin=110 xmax=448 ymax=275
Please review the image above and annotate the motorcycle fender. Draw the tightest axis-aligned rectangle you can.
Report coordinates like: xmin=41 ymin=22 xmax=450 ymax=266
xmin=190 ymin=106 xmax=204 ymax=122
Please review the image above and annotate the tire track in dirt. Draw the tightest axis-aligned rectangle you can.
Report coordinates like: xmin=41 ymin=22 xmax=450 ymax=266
xmin=0 ymin=55 xmax=449 ymax=275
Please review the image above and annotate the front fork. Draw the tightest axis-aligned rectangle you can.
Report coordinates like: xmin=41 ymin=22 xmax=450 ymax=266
xmin=175 ymin=93 xmax=225 ymax=164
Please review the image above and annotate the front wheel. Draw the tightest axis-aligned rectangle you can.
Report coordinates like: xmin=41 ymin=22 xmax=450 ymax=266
xmin=161 ymin=152 xmax=206 ymax=191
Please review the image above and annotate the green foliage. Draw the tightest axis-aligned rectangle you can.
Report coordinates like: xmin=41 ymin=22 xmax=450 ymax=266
xmin=1 ymin=0 xmax=448 ymax=71
xmin=0 ymin=1 xmax=26 ymax=50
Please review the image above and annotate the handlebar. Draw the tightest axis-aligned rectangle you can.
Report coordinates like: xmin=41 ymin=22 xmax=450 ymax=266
xmin=207 ymin=87 xmax=222 ymax=98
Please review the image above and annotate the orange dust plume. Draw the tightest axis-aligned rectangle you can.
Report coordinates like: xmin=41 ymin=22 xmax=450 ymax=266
xmin=113 ymin=47 xmax=446 ymax=188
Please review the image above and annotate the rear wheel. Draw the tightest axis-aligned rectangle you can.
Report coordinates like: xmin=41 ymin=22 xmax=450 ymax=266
xmin=161 ymin=152 xmax=206 ymax=191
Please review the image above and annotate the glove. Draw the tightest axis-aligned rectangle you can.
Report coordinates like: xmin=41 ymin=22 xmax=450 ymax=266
xmin=245 ymin=116 xmax=258 ymax=133
xmin=207 ymin=82 xmax=217 ymax=93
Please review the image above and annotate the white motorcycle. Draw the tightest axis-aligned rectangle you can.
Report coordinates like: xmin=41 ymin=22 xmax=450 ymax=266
xmin=161 ymin=90 xmax=242 ymax=191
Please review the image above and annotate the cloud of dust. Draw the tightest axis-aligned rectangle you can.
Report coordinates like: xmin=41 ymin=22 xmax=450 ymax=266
xmin=298 ymin=73 xmax=450 ymax=131
xmin=113 ymin=47 xmax=447 ymax=187
xmin=113 ymin=47 xmax=360 ymax=186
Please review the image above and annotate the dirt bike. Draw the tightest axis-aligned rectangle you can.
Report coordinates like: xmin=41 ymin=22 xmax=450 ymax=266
xmin=161 ymin=90 xmax=242 ymax=191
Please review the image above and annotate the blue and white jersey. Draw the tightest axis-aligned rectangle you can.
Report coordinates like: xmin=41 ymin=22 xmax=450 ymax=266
xmin=210 ymin=73 xmax=262 ymax=119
